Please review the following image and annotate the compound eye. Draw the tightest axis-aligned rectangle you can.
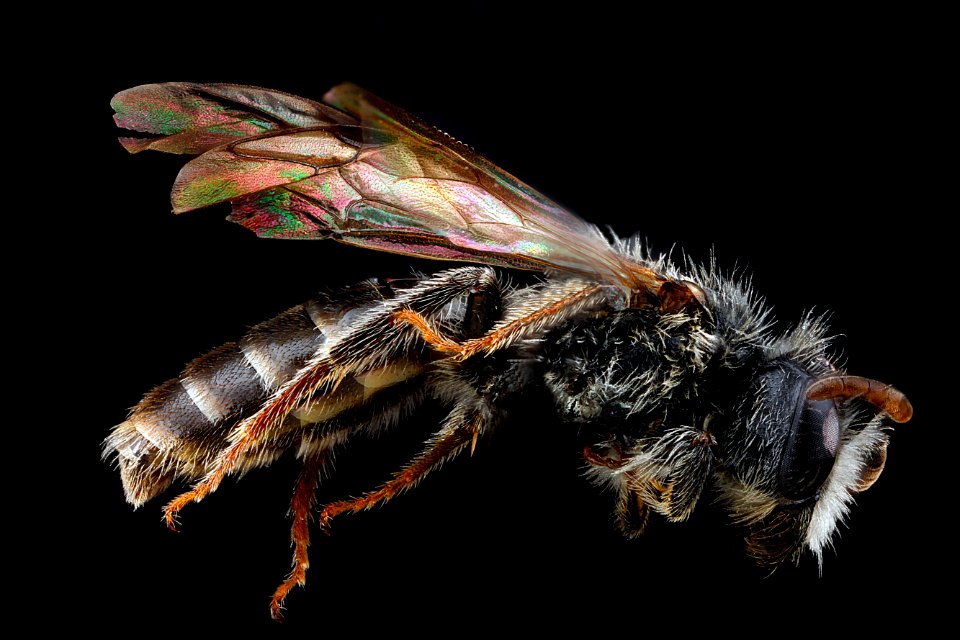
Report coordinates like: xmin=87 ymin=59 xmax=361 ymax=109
xmin=779 ymin=399 xmax=839 ymax=503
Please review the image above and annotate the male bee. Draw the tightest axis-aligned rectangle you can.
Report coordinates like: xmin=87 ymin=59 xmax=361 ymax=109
xmin=105 ymin=82 xmax=911 ymax=620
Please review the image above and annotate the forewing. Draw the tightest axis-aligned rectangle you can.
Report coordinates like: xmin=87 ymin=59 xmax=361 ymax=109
xmin=111 ymin=83 xmax=355 ymax=154
xmin=319 ymin=84 xmax=639 ymax=282
xmin=114 ymin=83 xmax=660 ymax=290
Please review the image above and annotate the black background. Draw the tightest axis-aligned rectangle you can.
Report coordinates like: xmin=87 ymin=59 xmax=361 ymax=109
xmin=46 ymin=3 xmax=946 ymax=633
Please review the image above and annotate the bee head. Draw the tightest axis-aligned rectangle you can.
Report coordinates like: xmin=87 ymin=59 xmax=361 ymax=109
xmin=715 ymin=354 xmax=911 ymax=566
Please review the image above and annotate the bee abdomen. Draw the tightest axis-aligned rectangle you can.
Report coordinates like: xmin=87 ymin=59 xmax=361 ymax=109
xmin=159 ymin=305 xmax=328 ymax=438
xmin=107 ymin=279 xmax=399 ymax=507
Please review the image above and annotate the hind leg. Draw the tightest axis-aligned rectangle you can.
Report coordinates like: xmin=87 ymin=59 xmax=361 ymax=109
xmin=270 ymin=450 xmax=330 ymax=622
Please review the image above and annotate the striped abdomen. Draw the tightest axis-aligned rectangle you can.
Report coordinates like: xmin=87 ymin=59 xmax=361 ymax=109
xmin=106 ymin=279 xmax=419 ymax=506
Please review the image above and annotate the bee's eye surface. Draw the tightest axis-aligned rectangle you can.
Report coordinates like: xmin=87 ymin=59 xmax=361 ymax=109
xmin=779 ymin=399 xmax=839 ymax=503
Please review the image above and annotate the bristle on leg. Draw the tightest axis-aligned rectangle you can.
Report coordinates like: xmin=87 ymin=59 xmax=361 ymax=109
xmin=270 ymin=452 xmax=328 ymax=622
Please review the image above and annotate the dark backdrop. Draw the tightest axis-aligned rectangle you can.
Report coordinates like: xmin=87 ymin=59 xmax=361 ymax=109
xmin=49 ymin=3 xmax=945 ymax=633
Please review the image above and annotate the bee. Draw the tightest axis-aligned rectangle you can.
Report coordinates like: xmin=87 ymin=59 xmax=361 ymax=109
xmin=105 ymin=82 xmax=912 ymax=621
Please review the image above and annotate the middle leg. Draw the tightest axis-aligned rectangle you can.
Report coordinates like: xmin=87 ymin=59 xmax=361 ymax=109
xmin=318 ymin=404 xmax=485 ymax=529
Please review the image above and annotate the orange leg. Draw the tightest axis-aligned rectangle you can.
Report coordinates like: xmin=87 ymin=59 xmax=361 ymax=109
xmin=583 ymin=443 xmax=629 ymax=469
xmin=319 ymin=413 xmax=480 ymax=529
xmin=394 ymin=283 xmax=605 ymax=361
xmin=391 ymin=309 xmax=462 ymax=354
xmin=163 ymin=361 xmax=338 ymax=529
xmin=270 ymin=451 xmax=329 ymax=622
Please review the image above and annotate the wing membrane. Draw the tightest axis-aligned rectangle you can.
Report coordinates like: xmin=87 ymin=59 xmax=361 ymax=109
xmin=111 ymin=83 xmax=354 ymax=154
xmin=114 ymin=83 xmax=662 ymax=291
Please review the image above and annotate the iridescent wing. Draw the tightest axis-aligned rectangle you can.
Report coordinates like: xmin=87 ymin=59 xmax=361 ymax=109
xmin=111 ymin=83 xmax=355 ymax=154
xmin=112 ymin=83 xmax=665 ymax=294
